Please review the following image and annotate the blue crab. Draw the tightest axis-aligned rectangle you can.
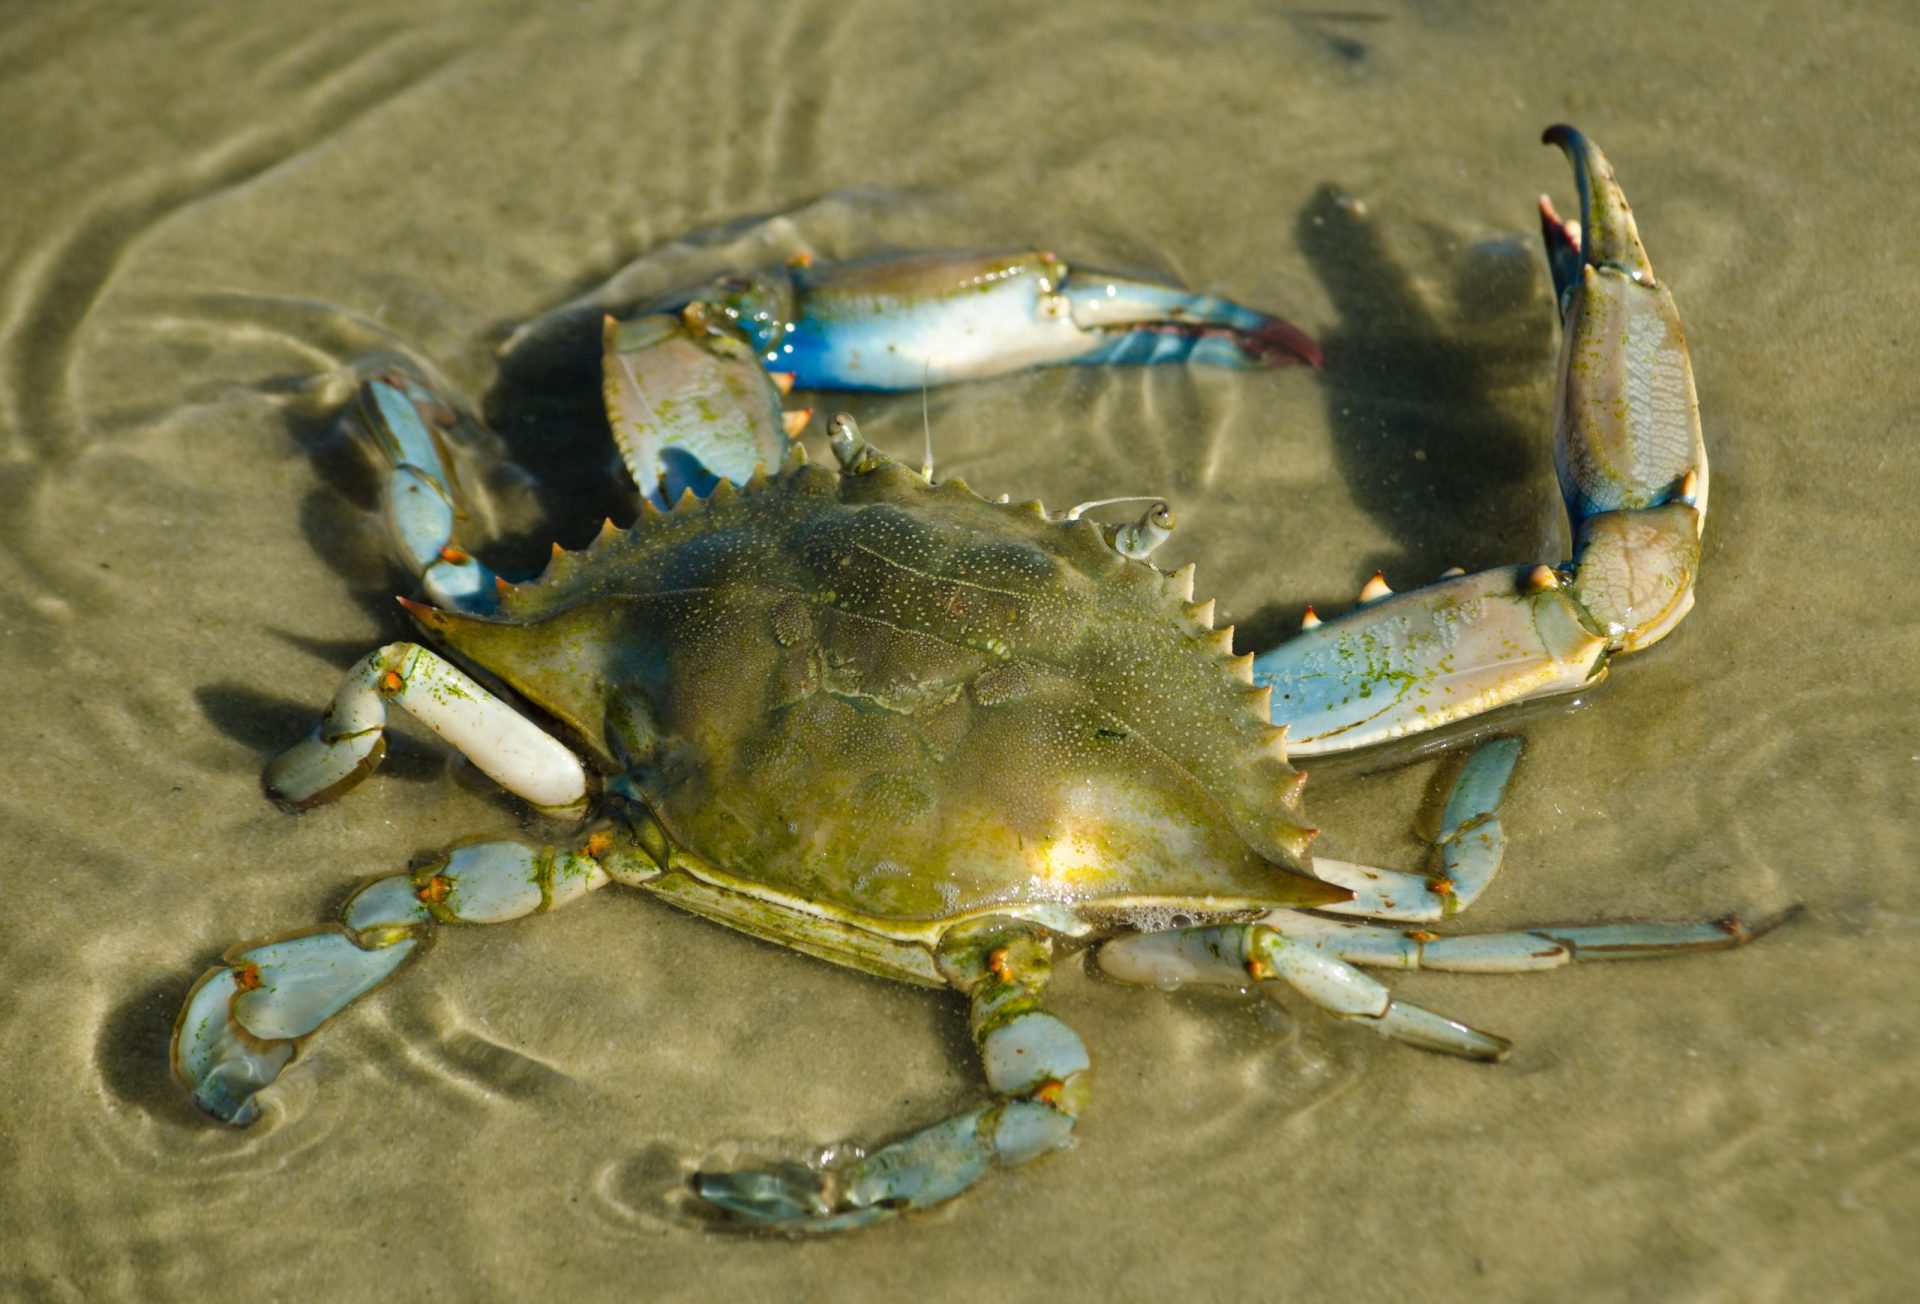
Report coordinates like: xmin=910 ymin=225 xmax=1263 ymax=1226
xmin=173 ymin=128 xmax=1778 ymax=1233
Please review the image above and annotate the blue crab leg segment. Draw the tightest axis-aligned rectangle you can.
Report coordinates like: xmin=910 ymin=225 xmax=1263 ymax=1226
xmin=1254 ymin=129 xmax=1705 ymax=755
xmin=693 ymin=924 xmax=1088 ymax=1234
xmin=1264 ymin=908 xmax=1794 ymax=974
xmin=1098 ymin=923 xmax=1511 ymax=1061
xmin=699 ymin=251 xmax=1320 ymax=392
xmin=173 ymin=834 xmax=632 ymax=1124
xmin=263 ymin=641 xmax=589 ymax=813
xmin=355 ymin=372 xmax=503 ymax=615
xmin=601 ymin=310 xmax=806 ymax=510
xmin=1310 ymin=737 xmax=1519 ymax=921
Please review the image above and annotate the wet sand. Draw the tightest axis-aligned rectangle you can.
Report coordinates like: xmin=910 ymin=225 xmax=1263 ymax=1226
xmin=2 ymin=1 xmax=1915 ymax=1298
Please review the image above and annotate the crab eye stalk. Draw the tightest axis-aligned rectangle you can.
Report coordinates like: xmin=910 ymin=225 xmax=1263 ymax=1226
xmin=827 ymin=413 xmax=886 ymax=474
xmin=1106 ymin=500 xmax=1176 ymax=560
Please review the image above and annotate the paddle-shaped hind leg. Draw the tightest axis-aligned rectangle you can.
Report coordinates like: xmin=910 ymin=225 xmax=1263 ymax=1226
xmin=693 ymin=922 xmax=1089 ymax=1234
xmin=173 ymin=832 xmax=652 ymax=1124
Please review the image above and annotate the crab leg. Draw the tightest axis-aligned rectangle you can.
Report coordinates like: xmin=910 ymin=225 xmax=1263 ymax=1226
xmin=1253 ymin=127 xmax=1706 ymax=755
xmin=1100 ymin=907 xmax=1786 ymax=1063
xmin=1100 ymin=922 xmax=1513 ymax=1060
xmin=1310 ymin=736 xmax=1519 ymax=922
xmin=351 ymin=370 xmax=505 ymax=615
xmin=666 ymin=250 xmax=1320 ymax=393
xmin=264 ymin=641 xmax=589 ymax=813
xmin=693 ymin=923 xmax=1088 ymax=1234
xmin=173 ymin=833 xmax=646 ymax=1124
xmin=1260 ymin=910 xmax=1791 ymax=974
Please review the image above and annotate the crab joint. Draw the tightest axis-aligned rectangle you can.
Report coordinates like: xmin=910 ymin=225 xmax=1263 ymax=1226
xmin=233 ymin=961 xmax=263 ymax=992
xmin=987 ymin=946 xmax=1015 ymax=983
xmin=438 ymin=545 xmax=470 ymax=565
xmin=414 ymin=874 xmax=451 ymax=904
xmin=583 ymin=830 xmax=614 ymax=859
xmin=377 ymin=670 xmax=405 ymax=696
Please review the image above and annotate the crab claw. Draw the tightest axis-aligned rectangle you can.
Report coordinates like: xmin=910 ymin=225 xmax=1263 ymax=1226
xmin=1542 ymin=124 xmax=1654 ymax=291
xmin=1254 ymin=127 xmax=1706 ymax=755
xmin=688 ymin=250 xmax=1319 ymax=391
xmin=601 ymin=310 xmax=797 ymax=510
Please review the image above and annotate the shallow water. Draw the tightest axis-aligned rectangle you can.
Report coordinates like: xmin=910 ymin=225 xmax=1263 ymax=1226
xmin=3 ymin=1 xmax=1916 ymax=1298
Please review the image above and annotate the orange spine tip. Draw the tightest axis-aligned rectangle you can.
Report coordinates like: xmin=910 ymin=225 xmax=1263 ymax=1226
xmin=1300 ymin=604 xmax=1322 ymax=631
xmin=1522 ymin=563 xmax=1560 ymax=594
xmin=782 ymin=407 xmax=814 ymax=437
xmin=494 ymin=575 xmax=514 ymax=595
xmin=769 ymin=371 xmax=797 ymax=396
xmin=1358 ymin=571 xmax=1392 ymax=602
xmin=1439 ymin=565 xmax=1466 ymax=579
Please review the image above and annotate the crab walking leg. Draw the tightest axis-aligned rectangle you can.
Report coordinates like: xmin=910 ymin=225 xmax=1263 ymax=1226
xmin=1261 ymin=909 xmax=1793 ymax=973
xmin=353 ymin=371 xmax=504 ymax=615
xmin=173 ymin=834 xmax=639 ymax=1124
xmin=1312 ymin=737 xmax=1520 ymax=922
xmin=1100 ymin=922 xmax=1512 ymax=1061
xmin=264 ymin=642 xmax=589 ymax=813
xmin=1253 ymin=127 xmax=1706 ymax=756
xmin=694 ymin=924 xmax=1089 ymax=1234
xmin=1101 ymin=907 xmax=1792 ymax=1063
xmin=675 ymin=250 xmax=1321 ymax=393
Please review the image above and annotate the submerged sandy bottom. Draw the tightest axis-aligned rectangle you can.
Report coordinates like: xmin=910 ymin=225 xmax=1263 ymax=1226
xmin=3 ymin=1 xmax=1915 ymax=1298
